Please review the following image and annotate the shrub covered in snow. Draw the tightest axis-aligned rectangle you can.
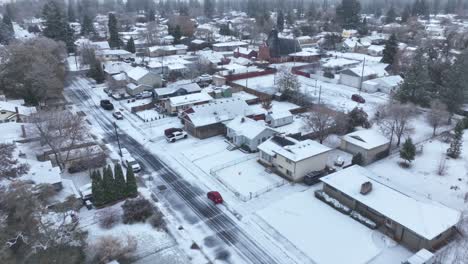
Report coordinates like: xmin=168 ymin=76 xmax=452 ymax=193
xmin=92 ymin=235 xmax=137 ymax=263
xmin=148 ymin=208 xmax=165 ymax=230
xmin=314 ymin=190 xmax=351 ymax=214
xmin=98 ymin=208 xmax=120 ymax=229
xmin=121 ymin=197 xmax=154 ymax=224
xmin=350 ymin=211 xmax=377 ymax=229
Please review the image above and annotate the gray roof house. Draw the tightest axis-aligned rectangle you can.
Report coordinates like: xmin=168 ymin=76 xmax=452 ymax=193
xmin=226 ymin=116 xmax=277 ymax=152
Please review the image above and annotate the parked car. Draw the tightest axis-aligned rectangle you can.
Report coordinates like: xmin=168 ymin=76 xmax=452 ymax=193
xmin=120 ymin=148 xmax=141 ymax=172
xmin=351 ymin=94 xmax=366 ymax=104
xmin=165 ymin=128 xmax=188 ymax=143
xmin=207 ymin=191 xmax=223 ymax=204
xmin=100 ymin=99 xmax=114 ymax=110
xmin=78 ymin=183 xmax=93 ymax=201
xmin=303 ymin=167 xmax=336 ymax=186
xmin=135 ymin=91 xmax=153 ymax=99
xmin=113 ymin=111 xmax=123 ymax=120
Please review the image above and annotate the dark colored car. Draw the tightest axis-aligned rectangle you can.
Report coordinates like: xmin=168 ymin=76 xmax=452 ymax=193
xmin=100 ymin=100 xmax=114 ymax=110
xmin=207 ymin=191 xmax=223 ymax=204
xmin=303 ymin=167 xmax=336 ymax=186
xmin=351 ymin=94 xmax=366 ymax=104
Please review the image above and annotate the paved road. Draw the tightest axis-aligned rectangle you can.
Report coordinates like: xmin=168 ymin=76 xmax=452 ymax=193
xmin=65 ymin=76 xmax=284 ymax=264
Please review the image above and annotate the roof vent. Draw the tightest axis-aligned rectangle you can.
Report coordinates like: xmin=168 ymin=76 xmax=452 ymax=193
xmin=360 ymin=181 xmax=372 ymax=195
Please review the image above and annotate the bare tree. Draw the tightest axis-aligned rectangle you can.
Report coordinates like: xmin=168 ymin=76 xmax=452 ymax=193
xmin=436 ymin=153 xmax=447 ymax=176
xmin=276 ymin=67 xmax=300 ymax=98
xmin=260 ymin=96 xmax=272 ymax=111
xmin=304 ymin=105 xmax=343 ymax=144
xmin=0 ymin=143 xmax=30 ymax=179
xmin=98 ymin=208 xmax=120 ymax=229
xmin=376 ymin=102 xmax=416 ymax=147
xmin=92 ymin=235 xmax=137 ymax=264
xmin=427 ymin=100 xmax=450 ymax=136
xmin=30 ymin=111 xmax=87 ymax=170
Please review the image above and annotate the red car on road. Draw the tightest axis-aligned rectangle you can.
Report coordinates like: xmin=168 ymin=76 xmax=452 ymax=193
xmin=207 ymin=191 xmax=223 ymax=204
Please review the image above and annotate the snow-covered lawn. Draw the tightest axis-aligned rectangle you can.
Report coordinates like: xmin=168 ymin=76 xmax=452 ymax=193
xmin=258 ymin=189 xmax=412 ymax=264
xmin=369 ymin=133 xmax=468 ymax=211
xmin=136 ymin=109 xmax=164 ymax=121
xmin=215 ymin=158 xmax=286 ymax=200
xmin=67 ymin=55 xmax=90 ymax=71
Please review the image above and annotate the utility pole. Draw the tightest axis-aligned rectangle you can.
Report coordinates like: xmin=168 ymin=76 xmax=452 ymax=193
xmin=359 ymin=57 xmax=366 ymax=92
xmin=318 ymin=85 xmax=322 ymax=104
xmin=113 ymin=122 xmax=122 ymax=156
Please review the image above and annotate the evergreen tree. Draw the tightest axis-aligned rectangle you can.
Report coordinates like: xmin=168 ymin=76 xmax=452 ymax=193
xmin=88 ymin=58 xmax=105 ymax=83
xmin=277 ymin=10 xmax=284 ymax=32
xmin=102 ymin=165 xmax=117 ymax=203
xmin=125 ymin=166 xmax=138 ymax=197
xmin=286 ymin=10 xmax=295 ymax=26
xmin=385 ymin=6 xmax=396 ymax=24
xmin=108 ymin=12 xmax=120 ymax=48
xmin=91 ymin=170 xmax=105 ymax=206
xmin=81 ymin=15 xmax=95 ymax=36
xmin=42 ymin=0 xmax=75 ymax=52
xmin=114 ymin=163 xmax=126 ymax=200
xmin=381 ymin=34 xmax=398 ymax=65
xmin=400 ymin=138 xmax=416 ymax=164
xmin=0 ymin=21 xmax=14 ymax=45
xmin=125 ymin=37 xmax=136 ymax=53
xmin=172 ymin=25 xmax=182 ymax=44
xmin=147 ymin=8 xmax=155 ymax=21
xmin=2 ymin=12 xmax=13 ymax=32
xmin=357 ymin=17 xmax=368 ymax=36
xmin=401 ymin=5 xmax=411 ymax=23
xmin=396 ymin=49 xmax=434 ymax=107
xmin=204 ymin=0 xmax=215 ymax=18
xmin=447 ymin=121 xmax=464 ymax=158
xmin=68 ymin=0 xmax=76 ymax=22
xmin=335 ymin=0 xmax=361 ymax=29
xmin=306 ymin=3 xmax=317 ymax=22
xmin=441 ymin=51 xmax=468 ymax=116
xmin=219 ymin=24 xmax=231 ymax=35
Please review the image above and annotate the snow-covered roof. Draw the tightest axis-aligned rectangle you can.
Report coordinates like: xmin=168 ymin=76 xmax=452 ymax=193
xmin=148 ymin=44 xmax=188 ymax=52
xmin=0 ymin=101 xmax=37 ymax=116
xmin=103 ymin=61 xmax=133 ymax=75
xmin=235 ymin=47 xmax=256 ymax=55
xmin=226 ymin=116 xmax=275 ymax=140
xmin=321 ymin=165 xmax=461 ymax=240
xmin=23 ymin=160 xmax=62 ymax=185
xmin=342 ymin=129 xmax=389 ymax=150
xmin=169 ymin=92 xmax=213 ymax=107
xmin=126 ymin=67 xmax=149 ymax=81
xmin=367 ymin=45 xmax=385 ymax=53
xmin=155 ymin=81 xmax=201 ymax=96
xmin=184 ymin=97 xmax=252 ymax=127
xmin=258 ymin=136 xmax=331 ymax=162
xmin=341 ymin=63 xmax=389 ymax=78
xmin=213 ymin=41 xmax=248 ymax=48
xmin=362 ymin=75 xmax=403 ymax=88
xmin=98 ymin=49 xmax=132 ymax=56
xmin=322 ymin=58 xmax=360 ymax=69
xmin=267 ymin=110 xmax=293 ymax=120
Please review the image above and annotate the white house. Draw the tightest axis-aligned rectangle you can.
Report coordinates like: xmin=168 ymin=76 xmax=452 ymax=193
xmin=362 ymin=75 xmax=403 ymax=94
xmin=367 ymin=45 xmax=385 ymax=56
xmin=96 ymin=49 xmax=133 ymax=61
xmin=166 ymin=92 xmax=213 ymax=114
xmin=265 ymin=111 xmax=294 ymax=128
xmin=0 ymin=100 xmax=37 ymax=123
xmin=339 ymin=64 xmax=389 ymax=88
xmin=226 ymin=116 xmax=277 ymax=152
xmin=258 ymin=136 xmax=332 ymax=182
xmin=340 ymin=129 xmax=390 ymax=165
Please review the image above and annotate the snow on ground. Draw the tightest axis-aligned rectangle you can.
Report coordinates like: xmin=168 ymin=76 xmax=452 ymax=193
xmin=258 ymin=188 xmax=412 ymax=264
xmin=135 ymin=109 xmax=163 ymax=121
xmin=13 ymin=23 xmax=35 ymax=39
xmin=67 ymin=55 xmax=90 ymax=72
xmin=369 ymin=133 xmax=468 ymax=211
xmin=215 ymin=158 xmax=286 ymax=200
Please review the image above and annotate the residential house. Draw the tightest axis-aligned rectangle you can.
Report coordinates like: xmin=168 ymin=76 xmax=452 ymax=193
xmin=340 ymin=129 xmax=390 ymax=165
xmin=153 ymin=81 xmax=201 ymax=100
xmin=319 ymin=165 xmax=460 ymax=251
xmin=339 ymin=63 xmax=389 ymax=88
xmin=125 ymin=67 xmax=162 ymax=96
xmin=165 ymin=92 xmax=213 ymax=115
xmin=0 ymin=100 xmax=37 ymax=123
xmin=96 ymin=49 xmax=133 ymax=61
xmin=258 ymin=136 xmax=332 ymax=182
xmin=212 ymin=41 xmax=248 ymax=52
xmin=362 ymin=75 xmax=403 ymax=94
xmin=226 ymin=116 xmax=277 ymax=152
xmin=342 ymin=37 xmax=371 ymax=53
xmin=181 ymin=98 xmax=253 ymax=139
xmin=234 ymin=47 xmax=258 ymax=59
xmin=265 ymin=111 xmax=294 ymax=128
xmin=289 ymin=48 xmax=321 ymax=63
xmin=296 ymin=36 xmax=315 ymax=48
xmin=148 ymin=44 xmax=188 ymax=57
xmin=367 ymin=45 xmax=385 ymax=56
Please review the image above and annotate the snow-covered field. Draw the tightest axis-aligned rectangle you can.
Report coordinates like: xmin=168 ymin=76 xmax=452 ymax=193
xmin=258 ymin=188 xmax=412 ymax=264
xmin=135 ymin=109 xmax=164 ymax=121
xmin=369 ymin=133 xmax=468 ymax=211
xmin=215 ymin=158 xmax=286 ymax=200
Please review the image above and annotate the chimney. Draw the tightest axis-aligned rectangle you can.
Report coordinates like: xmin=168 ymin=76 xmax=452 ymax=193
xmin=360 ymin=182 xmax=372 ymax=195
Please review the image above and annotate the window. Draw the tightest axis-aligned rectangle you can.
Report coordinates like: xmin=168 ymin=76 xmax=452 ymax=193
xmin=385 ymin=218 xmax=393 ymax=228
xmin=286 ymin=159 xmax=292 ymax=164
xmin=0 ymin=111 xmax=6 ymax=114
xmin=286 ymin=170 xmax=292 ymax=176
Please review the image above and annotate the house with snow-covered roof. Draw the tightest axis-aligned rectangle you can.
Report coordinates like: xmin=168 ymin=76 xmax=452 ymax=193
xmin=339 ymin=63 xmax=389 ymax=88
xmin=319 ymin=165 xmax=460 ymax=251
xmin=340 ymin=129 xmax=390 ymax=165
xmin=0 ymin=100 xmax=37 ymax=123
xmin=181 ymin=97 xmax=253 ymax=139
xmin=166 ymin=92 xmax=213 ymax=115
xmin=265 ymin=110 xmax=294 ymax=128
xmin=362 ymin=75 xmax=403 ymax=94
xmin=258 ymin=136 xmax=332 ymax=182
xmin=226 ymin=116 xmax=277 ymax=152
xmin=125 ymin=67 xmax=162 ymax=95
